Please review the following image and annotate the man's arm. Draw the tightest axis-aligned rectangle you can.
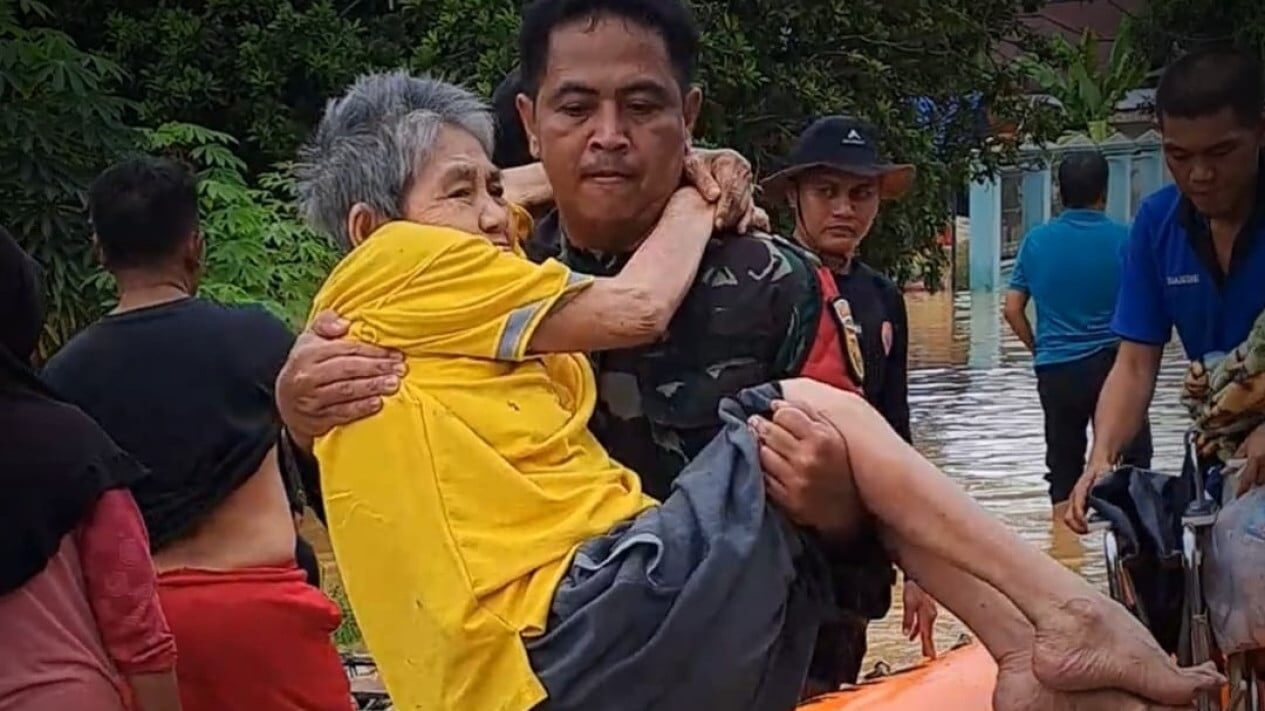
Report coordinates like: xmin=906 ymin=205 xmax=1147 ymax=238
xmin=1065 ymin=341 xmax=1162 ymax=532
xmin=1066 ymin=205 xmax=1171 ymax=533
xmin=1003 ymin=289 xmax=1036 ymax=354
xmin=879 ymin=283 xmax=912 ymax=442
xmin=1004 ymin=242 xmax=1035 ymax=353
xmin=502 ymin=163 xmax=552 ymax=208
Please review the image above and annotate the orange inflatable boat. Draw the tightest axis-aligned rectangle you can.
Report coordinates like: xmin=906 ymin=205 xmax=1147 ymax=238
xmin=798 ymin=643 xmax=997 ymax=711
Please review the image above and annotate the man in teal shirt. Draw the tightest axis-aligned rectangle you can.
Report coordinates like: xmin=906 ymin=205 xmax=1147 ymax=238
xmin=1004 ymin=151 xmax=1152 ymax=510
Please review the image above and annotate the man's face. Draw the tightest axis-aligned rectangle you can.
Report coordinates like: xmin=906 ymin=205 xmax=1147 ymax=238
xmin=517 ymin=14 xmax=701 ymax=251
xmin=1162 ymin=107 xmax=1265 ymax=218
xmin=791 ymin=169 xmax=881 ymax=261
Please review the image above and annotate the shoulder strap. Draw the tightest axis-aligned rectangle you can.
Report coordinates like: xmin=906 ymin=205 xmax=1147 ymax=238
xmin=797 ymin=266 xmax=861 ymax=394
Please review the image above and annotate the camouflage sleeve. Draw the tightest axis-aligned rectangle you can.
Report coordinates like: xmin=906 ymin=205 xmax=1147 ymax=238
xmin=607 ymin=233 xmax=825 ymax=495
xmin=755 ymin=235 xmax=821 ymax=377
xmin=628 ymin=233 xmax=819 ymax=443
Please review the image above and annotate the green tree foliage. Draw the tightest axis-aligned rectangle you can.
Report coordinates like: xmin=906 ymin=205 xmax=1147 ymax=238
xmin=50 ymin=0 xmax=523 ymax=172
xmin=689 ymin=0 xmax=1059 ymax=285
xmin=138 ymin=123 xmax=337 ymax=329
xmin=0 ymin=0 xmax=136 ymax=355
xmin=2 ymin=0 xmax=336 ymax=355
xmin=100 ymin=1 xmax=381 ymax=171
xmin=1121 ymin=0 xmax=1265 ymax=68
xmin=45 ymin=0 xmax=1057 ymax=289
xmin=1019 ymin=29 xmax=1147 ymax=141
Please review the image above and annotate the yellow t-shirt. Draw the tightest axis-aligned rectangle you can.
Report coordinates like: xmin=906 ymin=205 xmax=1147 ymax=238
xmin=311 ymin=217 xmax=655 ymax=711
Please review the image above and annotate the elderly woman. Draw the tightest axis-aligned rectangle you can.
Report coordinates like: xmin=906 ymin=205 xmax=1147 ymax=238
xmin=299 ymin=71 xmax=1221 ymax=711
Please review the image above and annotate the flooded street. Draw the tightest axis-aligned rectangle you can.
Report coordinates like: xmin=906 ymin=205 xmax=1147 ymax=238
xmin=862 ymin=285 xmax=1192 ymax=672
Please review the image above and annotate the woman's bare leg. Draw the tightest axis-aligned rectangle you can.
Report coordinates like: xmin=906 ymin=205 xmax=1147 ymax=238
xmin=892 ymin=538 xmax=1192 ymax=711
xmin=758 ymin=378 xmax=1222 ymax=705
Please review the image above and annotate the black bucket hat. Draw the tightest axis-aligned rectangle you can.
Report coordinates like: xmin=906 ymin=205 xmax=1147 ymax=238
xmin=761 ymin=115 xmax=915 ymax=200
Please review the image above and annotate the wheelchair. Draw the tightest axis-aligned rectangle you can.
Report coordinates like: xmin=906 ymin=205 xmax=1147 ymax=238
xmin=1088 ymin=431 xmax=1260 ymax=711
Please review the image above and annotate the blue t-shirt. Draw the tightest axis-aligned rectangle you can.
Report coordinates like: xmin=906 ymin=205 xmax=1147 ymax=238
xmin=1009 ymin=209 xmax=1130 ymax=367
xmin=1112 ymin=183 xmax=1265 ymax=362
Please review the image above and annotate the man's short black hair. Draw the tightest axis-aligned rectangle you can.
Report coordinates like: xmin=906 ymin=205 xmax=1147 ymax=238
xmin=89 ymin=156 xmax=199 ymax=269
xmin=1156 ymin=46 xmax=1264 ymax=126
xmin=492 ymin=66 xmax=534 ymax=169
xmin=519 ymin=0 xmax=700 ymax=98
xmin=1057 ymin=151 xmax=1109 ymax=209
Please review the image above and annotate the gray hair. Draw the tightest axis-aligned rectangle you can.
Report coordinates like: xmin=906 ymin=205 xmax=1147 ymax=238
xmin=295 ymin=70 xmax=496 ymax=250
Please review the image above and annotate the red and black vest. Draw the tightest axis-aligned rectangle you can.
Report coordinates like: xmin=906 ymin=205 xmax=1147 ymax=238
xmin=798 ymin=265 xmax=864 ymax=394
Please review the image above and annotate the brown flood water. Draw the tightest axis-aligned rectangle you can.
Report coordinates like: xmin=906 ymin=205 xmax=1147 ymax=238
xmin=866 ymin=288 xmax=1191 ymax=672
xmin=302 ymin=285 xmax=1195 ymax=676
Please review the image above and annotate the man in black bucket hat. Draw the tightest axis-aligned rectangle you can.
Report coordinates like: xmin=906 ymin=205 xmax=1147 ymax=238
xmin=764 ymin=116 xmax=937 ymax=691
xmin=763 ymin=115 xmax=916 ymax=204
xmin=763 ymin=115 xmax=915 ymax=438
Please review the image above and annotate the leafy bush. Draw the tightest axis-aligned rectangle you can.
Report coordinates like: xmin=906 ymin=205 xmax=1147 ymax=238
xmin=1019 ymin=29 xmax=1147 ymax=140
xmin=1122 ymin=0 xmax=1265 ymax=68
xmin=140 ymin=122 xmax=337 ymax=329
xmin=0 ymin=0 xmax=136 ymax=357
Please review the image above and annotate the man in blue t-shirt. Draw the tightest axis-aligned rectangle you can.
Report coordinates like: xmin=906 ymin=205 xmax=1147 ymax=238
xmin=1066 ymin=47 xmax=1265 ymax=533
xmin=1005 ymin=151 xmax=1153 ymax=511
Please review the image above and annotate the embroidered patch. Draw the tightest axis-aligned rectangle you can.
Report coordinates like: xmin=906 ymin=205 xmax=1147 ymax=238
xmin=831 ymin=297 xmax=866 ymax=384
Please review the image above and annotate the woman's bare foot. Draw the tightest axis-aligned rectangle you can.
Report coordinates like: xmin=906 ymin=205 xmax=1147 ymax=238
xmin=995 ymin=651 xmax=1193 ymax=711
xmin=1031 ymin=596 xmax=1224 ymax=705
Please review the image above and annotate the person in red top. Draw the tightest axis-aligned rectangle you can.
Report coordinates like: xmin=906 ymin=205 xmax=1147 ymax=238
xmin=42 ymin=158 xmax=353 ymax=711
xmin=0 ymin=225 xmax=180 ymax=711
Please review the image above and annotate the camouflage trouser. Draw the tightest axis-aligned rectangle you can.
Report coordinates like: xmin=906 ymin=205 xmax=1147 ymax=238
xmin=804 ymin=615 xmax=868 ymax=694
xmin=805 ymin=529 xmax=895 ymax=691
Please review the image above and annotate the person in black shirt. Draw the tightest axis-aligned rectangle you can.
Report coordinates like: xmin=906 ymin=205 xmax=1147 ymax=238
xmin=763 ymin=115 xmax=936 ymax=688
xmin=764 ymin=116 xmax=915 ymax=440
xmin=492 ymin=66 xmax=535 ymax=171
xmin=42 ymin=157 xmax=352 ymax=711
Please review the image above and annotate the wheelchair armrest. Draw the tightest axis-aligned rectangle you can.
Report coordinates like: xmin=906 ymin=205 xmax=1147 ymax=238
xmin=1086 ymin=513 xmax=1112 ymax=533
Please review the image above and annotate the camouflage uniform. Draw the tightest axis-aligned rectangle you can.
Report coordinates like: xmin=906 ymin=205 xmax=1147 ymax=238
xmin=528 ymin=212 xmax=894 ymax=688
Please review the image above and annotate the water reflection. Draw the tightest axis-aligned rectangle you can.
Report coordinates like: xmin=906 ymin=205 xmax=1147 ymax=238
xmin=863 ymin=286 xmax=1192 ymax=672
